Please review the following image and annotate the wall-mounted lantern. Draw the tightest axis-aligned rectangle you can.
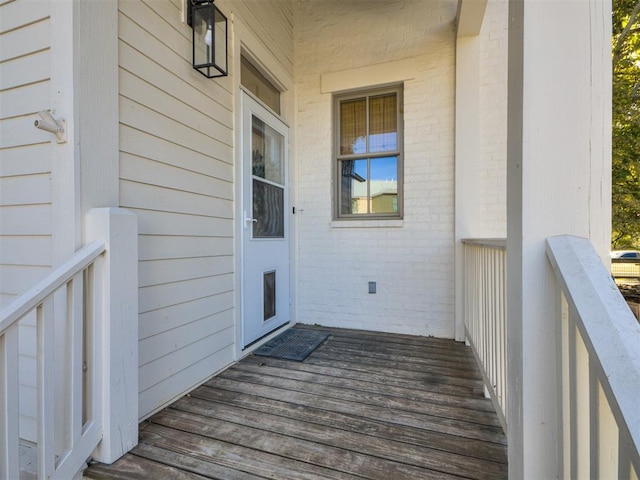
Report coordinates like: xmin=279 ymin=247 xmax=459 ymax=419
xmin=191 ymin=0 xmax=228 ymax=78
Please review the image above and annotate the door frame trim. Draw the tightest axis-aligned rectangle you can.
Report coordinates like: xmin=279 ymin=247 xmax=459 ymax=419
xmin=231 ymin=22 xmax=296 ymax=360
xmin=239 ymin=92 xmax=291 ymax=347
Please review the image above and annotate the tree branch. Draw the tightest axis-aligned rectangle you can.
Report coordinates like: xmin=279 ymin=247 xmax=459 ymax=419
xmin=614 ymin=0 xmax=640 ymax=65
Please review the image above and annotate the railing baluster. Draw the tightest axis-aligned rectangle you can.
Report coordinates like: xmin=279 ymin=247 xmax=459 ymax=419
xmin=69 ymin=275 xmax=84 ymax=448
xmin=0 ymin=326 xmax=20 ymax=480
xmin=38 ymin=298 xmax=56 ymax=477
xmin=462 ymin=238 xmax=507 ymax=431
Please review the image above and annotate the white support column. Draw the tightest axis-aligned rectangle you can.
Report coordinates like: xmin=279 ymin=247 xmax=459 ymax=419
xmin=454 ymin=0 xmax=487 ymax=341
xmin=75 ymin=0 xmax=120 ymax=219
xmin=86 ymin=208 xmax=138 ymax=464
xmin=506 ymin=0 xmax=612 ymax=477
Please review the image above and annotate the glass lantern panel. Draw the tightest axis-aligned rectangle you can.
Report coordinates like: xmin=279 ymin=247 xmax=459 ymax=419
xmin=193 ymin=6 xmax=212 ymax=67
xmin=214 ymin=8 xmax=227 ymax=73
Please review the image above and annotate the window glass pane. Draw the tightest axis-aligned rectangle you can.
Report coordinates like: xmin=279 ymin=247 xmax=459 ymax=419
xmin=252 ymin=116 xmax=284 ymax=185
xmin=241 ymin=56 xmax=280 ymax=114
xmin=253 ymin=180 xmax=284 ymax=238
xmin=340 ymin=98 xmax=367 ymax=155
xmin=340 ymin=159 xmax=368 ymax=215
xmin=370 ymin=156 xmax=398 ymax=214
xmin=369 ymin=93 xmax=397 ymax=153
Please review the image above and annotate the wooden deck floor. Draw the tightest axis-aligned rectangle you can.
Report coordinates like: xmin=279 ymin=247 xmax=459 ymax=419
xmin=85 ymin=326 xmax=507 ymax=480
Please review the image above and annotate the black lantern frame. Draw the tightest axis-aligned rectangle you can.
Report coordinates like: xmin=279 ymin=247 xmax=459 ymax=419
xmin=191 ymin=0 xmax=228 ymax=78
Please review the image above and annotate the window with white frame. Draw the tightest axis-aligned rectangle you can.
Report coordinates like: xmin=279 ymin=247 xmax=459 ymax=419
xmin=334 ymin=86 xmax=403 ymax=219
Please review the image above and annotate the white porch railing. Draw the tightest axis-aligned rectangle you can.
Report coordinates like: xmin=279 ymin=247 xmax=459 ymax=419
xmin=0 ymin=241 xmax=106 ymax=480
xmin=0 ymin=208 xmax=139 ymax=479
xmin=462 ymin=238 xmax=507 ymax=431
xmin=547 ymin=235 xmax=640 ymax=478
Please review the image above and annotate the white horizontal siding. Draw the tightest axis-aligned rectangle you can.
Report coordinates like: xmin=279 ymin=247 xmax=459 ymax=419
xmin=138 ymin=343 xmax=234 ymax=419
xmin=0 ymin=17 xmax=49 ymax=63
xmin=139 ymin=257 xmax=234 ymax=288
xmin=0 ymin=0 xmax=50 ymax=33
xmin=118 ymin=0 xmax=237 ymax=419
xmin=139 ymin=274 xmax=234 ymax=315
xmin=0 ymin=204 xmax=52 ymax=236
xmin=118 ymin=0 xmax=294 ymax=419
xmin=138 ymin=325 xmax=234 ymax=392
xmin=0 ymin=49 xmax=50 ymax=92
xmin=0 ymin=1 xmax=54 ymax=442
xmin=138 ymin=235 xmax=234 ymax=261
xmin=225 ymin=0 xmax=293 ymax=74
xmin=139 ymin=291 xmax=234 ymax=339
xmin=120 ymin=125 xmax=233 ymax=181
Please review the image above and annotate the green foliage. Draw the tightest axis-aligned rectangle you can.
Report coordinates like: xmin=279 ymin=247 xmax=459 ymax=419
xmin=612 ymin=0 xmax=640 ymax=248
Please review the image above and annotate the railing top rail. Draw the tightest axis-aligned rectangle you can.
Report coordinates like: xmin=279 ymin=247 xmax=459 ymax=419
xmin=0 ymin=240 xmax=106 ymax=333
xmin=546 ymin=235 xmax=640 ymax=455
xmin=462 ymin=238 xmax=507 ymax=249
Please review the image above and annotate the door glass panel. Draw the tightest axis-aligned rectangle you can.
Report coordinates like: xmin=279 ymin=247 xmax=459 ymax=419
xmin=252 ymin=116 xmax=283 ymax=184
xmin=263 ymin=271 xmax=276 ymax=321
xmin=253 ymin=179 xmax=284 ymax=238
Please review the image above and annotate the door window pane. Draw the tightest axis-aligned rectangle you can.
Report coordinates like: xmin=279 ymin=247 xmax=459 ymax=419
xmin=241 ymin=56 xmax=280 ymax=114
xmin=253 ymin=180 xmax=284 ymax=238
xmin=252 ymin=116 xmax=284 ymax=184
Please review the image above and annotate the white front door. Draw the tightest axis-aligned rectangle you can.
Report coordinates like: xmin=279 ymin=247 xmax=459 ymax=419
xmin=241 ymin=92 xmax=290 ymax=347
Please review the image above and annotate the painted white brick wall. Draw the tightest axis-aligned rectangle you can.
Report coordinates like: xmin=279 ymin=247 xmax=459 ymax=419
xmin=478 ymin=0 xmax=508 ymax=237
xmin=294 ymin=0 xmax=458 ymax=337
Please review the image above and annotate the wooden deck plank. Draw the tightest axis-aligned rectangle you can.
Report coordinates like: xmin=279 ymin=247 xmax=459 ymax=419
xmin=130 ymin=443 xmax=269 ymax=480
xmin=320 ymin=333 xmax=478 ymax=364
xmin=84 ymin=453 xmax=209 ymax=480
xmin=84 ymin=326 xmax=507 ymax=479
xmin=169 ymin=395 xmax=508 ymax=479
xmin=310 ymin=347 xmax=482 ymax=382
xmin=303 ymin=355 xmax=485 ymax=393
xmin=241 ymin=356 xmax=495 ymax=412
xmin=216 ymin=367 xmax=501 ymax=427
xmin=138 ymin=423 xmax=362 ymax=480
xmin=295 ymin=324 xmax=470 ymax=350
xmin=147 ymin=408 xmax=470 ymax=480
xmin=204 ymin=376 xmax=506 ymax=444
xmin=311 ymin=344 xmax=482 ymax=380
xmin=187 ymin=384 xmax=508 ymax=462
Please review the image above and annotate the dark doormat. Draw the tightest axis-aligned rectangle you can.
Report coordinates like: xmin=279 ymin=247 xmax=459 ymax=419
xmin=253 ymin=328 xmax=330 ymax=362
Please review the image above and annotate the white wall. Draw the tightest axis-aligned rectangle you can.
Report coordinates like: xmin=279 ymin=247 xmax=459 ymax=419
xmin=477 ymin=0 xmax=507 ymax=237
xmin=294 ymin=0 xmax=458 ymax=337
xmin=117 ymin=0 xmax=294 ymax=418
